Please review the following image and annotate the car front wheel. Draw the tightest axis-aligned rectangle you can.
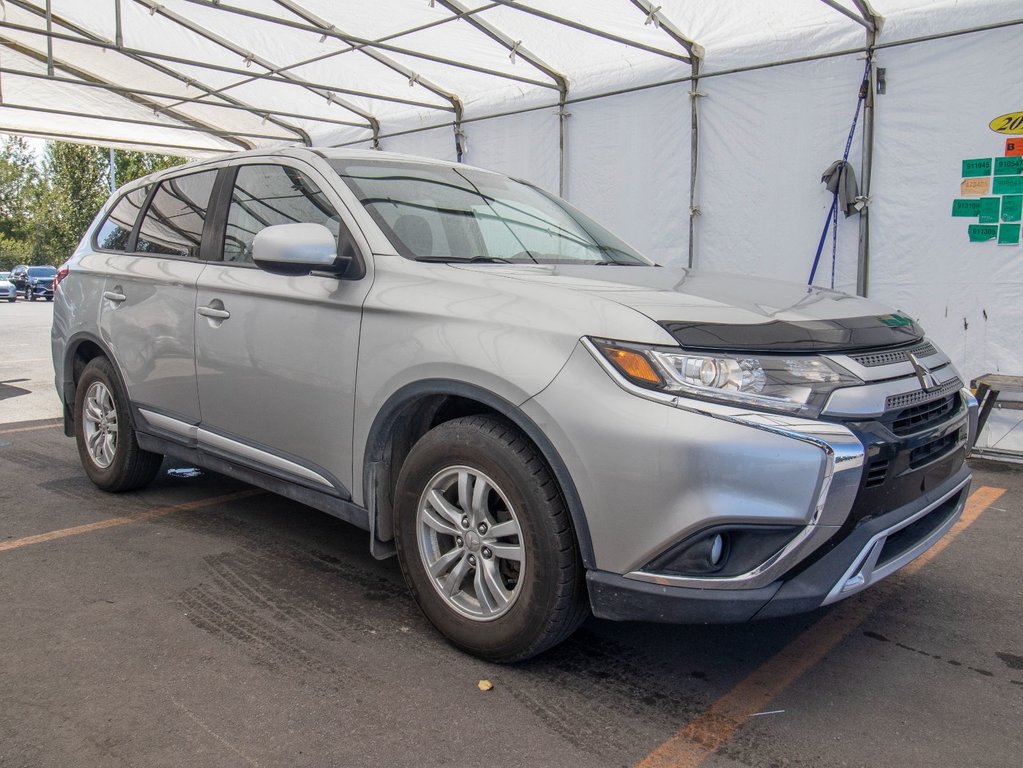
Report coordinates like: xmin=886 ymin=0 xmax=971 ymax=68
xmin=394 ymin=415 xmax=587 ymax=662
xmin=74 ymin=357 xmax=162 ymax=492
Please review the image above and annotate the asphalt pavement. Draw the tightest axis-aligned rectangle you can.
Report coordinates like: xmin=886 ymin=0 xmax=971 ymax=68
xmin=0 ymin=300 xmax=1020 ymax=768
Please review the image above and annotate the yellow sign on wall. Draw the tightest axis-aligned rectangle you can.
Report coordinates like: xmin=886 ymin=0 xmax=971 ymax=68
xmin=990 ymin=111 xmax=1023 ymax=134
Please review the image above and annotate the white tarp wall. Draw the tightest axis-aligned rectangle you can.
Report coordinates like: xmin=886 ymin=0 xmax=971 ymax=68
xmin=869 ymin=21 xmax=1023 ymax=453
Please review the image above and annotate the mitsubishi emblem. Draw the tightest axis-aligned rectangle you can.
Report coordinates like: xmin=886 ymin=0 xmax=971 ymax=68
xmin=907 ymin=352 xmax=939 ymax=392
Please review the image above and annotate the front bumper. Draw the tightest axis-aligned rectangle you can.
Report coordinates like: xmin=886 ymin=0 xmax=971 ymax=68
xmin=524 ymin=338 xmax=975 ymax=625
xmin=27 ymin=282 xmax=54 ymax=298
xmin=588 ymin=464 xmax=971 ymax=622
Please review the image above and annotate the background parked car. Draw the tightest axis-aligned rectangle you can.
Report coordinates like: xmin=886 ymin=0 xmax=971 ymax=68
xmin=0 ymin=272 xmax=16 ymax=302
xmin=10 ymin=264 xmax=57 ymax=301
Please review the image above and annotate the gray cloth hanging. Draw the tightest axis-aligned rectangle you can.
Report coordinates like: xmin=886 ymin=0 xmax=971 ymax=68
xmin=820 ymin=160 xmax=863 ymax=217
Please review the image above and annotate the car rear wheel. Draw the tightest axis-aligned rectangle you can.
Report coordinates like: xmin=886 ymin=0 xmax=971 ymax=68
xmin=394 ymin=415 xmax=587 ymax=662
xmin=74 ymin=357 xmax=162 ymax=492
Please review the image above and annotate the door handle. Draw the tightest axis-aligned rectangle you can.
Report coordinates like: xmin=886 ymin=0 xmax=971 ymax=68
xmin=102 ymin=291 xmax=127 ymax=303
xmin=197 ymin=305 xmax=231 ymax=320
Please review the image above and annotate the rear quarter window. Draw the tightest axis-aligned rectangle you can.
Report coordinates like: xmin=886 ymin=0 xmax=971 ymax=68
xmin=94 ymin=186 xmax=150 ymax=252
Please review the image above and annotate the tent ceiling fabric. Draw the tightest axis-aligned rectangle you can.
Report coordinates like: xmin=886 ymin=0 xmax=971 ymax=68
xmin=0 ymin=0 xmax=1017 ymax=156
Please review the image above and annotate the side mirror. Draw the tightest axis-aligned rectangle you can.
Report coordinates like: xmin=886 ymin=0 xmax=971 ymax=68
xmin=252 ymin=222 xmax=350 ymax=277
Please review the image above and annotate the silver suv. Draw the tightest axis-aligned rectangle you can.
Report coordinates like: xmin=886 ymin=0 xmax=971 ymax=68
xmin=52 ymin=148 xmax=977 ymax=661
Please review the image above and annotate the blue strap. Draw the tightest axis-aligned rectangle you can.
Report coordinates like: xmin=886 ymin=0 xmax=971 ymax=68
xmin=808 ymin=59 xmax=871 ymax=287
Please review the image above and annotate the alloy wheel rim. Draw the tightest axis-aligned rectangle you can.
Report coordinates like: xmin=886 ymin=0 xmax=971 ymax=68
xmin=416 ymin=466 xmax=525 ymax=621
xmin=82 ymin=381 xmax=118 ymax=468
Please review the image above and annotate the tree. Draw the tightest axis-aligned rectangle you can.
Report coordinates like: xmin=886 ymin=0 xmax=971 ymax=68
xmin=19 ymin=141 xmax=184 ymax=267
xmin=27 ymin=142 xmax=108 ymax=265
xmin=0 ymin=137 xmax=40 ymax=266
xmin=114 ymin=149 xmax=183 ymax=186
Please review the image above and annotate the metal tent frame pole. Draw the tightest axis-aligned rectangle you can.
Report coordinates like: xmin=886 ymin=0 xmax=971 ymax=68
xmin=271 ymin=0 xmax=466 ymax=159
xmin=0 ymin=15 xmax=445 ymax=115
xmin=0 ymin=35 xmax=255 ymax=149
xmin=0 ymin=65 xmax=368 ymax=131
xmin=851 ymin=0 xmax=884 ymax=298
xmin=433 ymin=0 xmax=570 ymax=193
xmin=131 ymin=0 xmax=381 ymax=144
xmin=177 ymin=0 xmax=557 ymax=91
xmin=629 ymin=1 xmax=703 ymax=268
xmin=0 ymin=125 xmax=230 ymax=153
xmin=487 ymin=0 xmax=690 ymax=63
xmin=0 ymin=101 xmax=301 ymax=143
xmin=7 ymin=0 xmax=313 ymax=145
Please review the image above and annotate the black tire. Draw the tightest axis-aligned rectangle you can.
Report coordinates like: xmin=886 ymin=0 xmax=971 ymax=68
xmin=74 ymin=357 xmax=162 ymax=492
xmin=394 ymin=415 xmax=588 ymax=662
xmin=6 ymin=297 xmax=13 ymax=303
xmin=45 ymin=296 xmax=53 ymax=302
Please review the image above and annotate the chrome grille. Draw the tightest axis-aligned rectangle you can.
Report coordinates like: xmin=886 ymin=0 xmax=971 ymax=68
xmin=884 ymin=378 xmax=962 ymax=411
xmin=890 ymin=392 xmax=960 ymax=436
xmin=849 ymin=341 xmax=936 ymax=368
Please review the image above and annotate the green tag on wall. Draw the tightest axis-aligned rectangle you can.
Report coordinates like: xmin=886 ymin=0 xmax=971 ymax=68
xmin=999 ymin=223 xmax=1021 ymax=245
xmin=962 ymin=158 xmax=993 ymax=177
xmin=1002 ymin=195 xmax=1023 ymax=223
xmin=968 ymin=224 xmax=998 ymax=242
xmin=993 ymin=176 xmax=1023 ymax=194
xmin=994 ymin=156 xmax=1023 ymax=175
xmin=979 ymin=197 xmax=1001 ymax=223
xmin=952 ymin=199 xmax=982 ymax=217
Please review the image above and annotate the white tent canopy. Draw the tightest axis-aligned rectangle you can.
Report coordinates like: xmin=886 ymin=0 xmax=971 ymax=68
xmin=2 ymin=1 xmax=1022 ymax=451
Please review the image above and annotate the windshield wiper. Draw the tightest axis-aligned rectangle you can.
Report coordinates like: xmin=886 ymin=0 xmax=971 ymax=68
xmin=413 ymin=256 xmax=514 ymax=264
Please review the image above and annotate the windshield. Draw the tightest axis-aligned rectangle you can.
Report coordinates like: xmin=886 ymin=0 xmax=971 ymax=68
xmin=28 ymin=266 xmax=56 ymax=277
xmin=330 ymin=159 xmax=652 ymax=266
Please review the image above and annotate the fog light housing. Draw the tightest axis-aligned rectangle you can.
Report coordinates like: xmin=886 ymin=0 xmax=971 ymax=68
xmin=644 ymin=525 xmax=802 ymax=578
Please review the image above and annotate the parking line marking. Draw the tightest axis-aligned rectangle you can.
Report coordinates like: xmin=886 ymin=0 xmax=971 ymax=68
xmin=0 ymin=420 xmax=63 ymax=435
xmin=635 ymin=484 xmax=1006 ymax=768
xmin=0 ymin=489 xmax=265 ymax=553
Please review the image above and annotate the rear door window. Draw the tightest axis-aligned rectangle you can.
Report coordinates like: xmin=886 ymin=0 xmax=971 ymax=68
xmin=223 ymin=164 xmax=341 ymax=264
xmin=135 ymin=170 xmax=218 ymax=258
xmin=94 ymin=186 xmax=150 ymax=252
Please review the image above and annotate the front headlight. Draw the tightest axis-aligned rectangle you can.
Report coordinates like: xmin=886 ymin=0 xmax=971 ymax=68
xmin=590 ymin=338 xmax=861 ymax=417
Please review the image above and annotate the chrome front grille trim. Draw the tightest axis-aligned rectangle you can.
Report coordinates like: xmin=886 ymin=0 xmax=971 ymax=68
xmin=884 ymin=378 xmax=964 ymax=411
xmin=849 ymin=341 xmax=937 ymax=368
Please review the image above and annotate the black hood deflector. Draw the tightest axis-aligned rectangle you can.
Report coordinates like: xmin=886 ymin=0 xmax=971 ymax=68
xmin=659 ymin=315 xmax=924 ymax=354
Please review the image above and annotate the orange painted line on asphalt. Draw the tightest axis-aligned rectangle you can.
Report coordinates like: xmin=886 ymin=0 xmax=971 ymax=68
xmin=0 ymin=489 xmax=264 ymax=553
xmin=635 ymin=485 xmax=1006 ymax=768
xmin=901 ymin=485 xmax=1004 ymax=575
xmin=0 ymin=420 xmax=63 ymax=435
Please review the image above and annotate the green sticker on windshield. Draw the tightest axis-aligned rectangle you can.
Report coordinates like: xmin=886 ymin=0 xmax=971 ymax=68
xmin=878 ymin=313 xmax=913 ymax=327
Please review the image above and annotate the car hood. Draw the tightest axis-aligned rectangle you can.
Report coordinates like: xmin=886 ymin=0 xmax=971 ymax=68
xmin=451 ymin=264 xmax=923 ymax=352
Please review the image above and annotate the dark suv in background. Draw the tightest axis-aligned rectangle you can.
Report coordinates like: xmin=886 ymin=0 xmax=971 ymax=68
xmin=11 ymin=264 xmax=57 ymax=301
